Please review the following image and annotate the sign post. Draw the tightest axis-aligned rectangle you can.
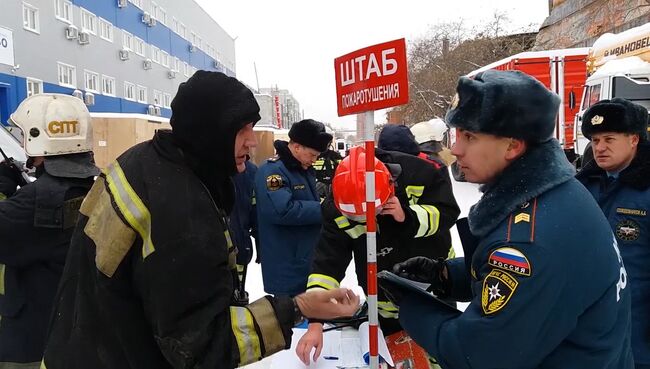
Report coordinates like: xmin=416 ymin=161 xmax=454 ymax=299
xmin=334 ymin=38 xmax=409 ymax=369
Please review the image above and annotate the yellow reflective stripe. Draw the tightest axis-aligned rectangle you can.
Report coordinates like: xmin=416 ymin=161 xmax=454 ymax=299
xmin=251 ymin=194 xmax=256 ymax=205
xmin=421 ymin=204 xmax=440 ymax=236
xmin=345 ymin=224 xmax=366 ymax=239
xmin=0 ymin=263 xmax=4 ymax=295
xmin=307 ymin=274 xmax=340 ymax=290
xmin=334 ymin=216 xmax=350 ymax=229
xmin=224 ymin=230 xmax=233 ymax=248
xmin=378 ymin=301 xmax=399 ymax=319
xmin=411 ymin=205 xmax=429 ymax=237
xmin=40 ymin=360 xmax=47 ymax=369
xmin=405 ymin=185 xmax=424 ymax=205
xmin=447 ymin=246 xmax=456 ymax=259
xmin=104 ymin=162 xmax=155 ymax=258
xmin=0 ymin=193 xmax=6 ymax=201
xmin=247 ymin=298 xmax=287 ymax=356
xmin=237 ymin=264 xmax=245 ymax=273
xmin=230 ymin=306 xmax=262 ymax=366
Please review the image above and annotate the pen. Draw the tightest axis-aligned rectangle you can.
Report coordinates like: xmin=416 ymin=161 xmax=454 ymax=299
xmin=323 ymin=356 xmax=339 ymax=360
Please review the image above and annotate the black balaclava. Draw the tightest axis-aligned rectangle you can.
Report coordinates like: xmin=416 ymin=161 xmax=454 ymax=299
xmin=170 ymin=71 xmax=260 ymax=209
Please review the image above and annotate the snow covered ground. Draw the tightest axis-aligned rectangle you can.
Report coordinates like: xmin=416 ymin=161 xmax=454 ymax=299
xmin=241 ymin=172 xmax=481 ymax=368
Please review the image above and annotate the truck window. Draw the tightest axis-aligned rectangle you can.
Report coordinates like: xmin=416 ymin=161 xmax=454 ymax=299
xmin=612 ymin=76 xmax=650 ymax=110
xmin=337 ymin=142 xmax=345 ymax=150
xmin=588 ymin=84 xmax=602 ymax=108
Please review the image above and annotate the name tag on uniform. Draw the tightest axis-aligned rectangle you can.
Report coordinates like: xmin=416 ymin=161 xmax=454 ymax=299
xmin=616 ymin=208 xmax=646 ymax=216
xmin=293 ymin=184 xmax=305 ymax=190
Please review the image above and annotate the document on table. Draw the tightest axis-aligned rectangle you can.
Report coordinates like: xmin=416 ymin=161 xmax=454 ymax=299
xmin=270 ymin=328 xmax=342 ymax=369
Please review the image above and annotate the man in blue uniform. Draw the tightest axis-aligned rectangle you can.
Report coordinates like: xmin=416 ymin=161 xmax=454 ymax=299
xmin=576 ymin=98 xmax=650 ymax=369
xmin=0 ymin=94 xmax=99 ymax=369
xmin=387 ymin=70 xmax=633 ymax=369
xmin=256 ymin=119 xmax=333 ymax=296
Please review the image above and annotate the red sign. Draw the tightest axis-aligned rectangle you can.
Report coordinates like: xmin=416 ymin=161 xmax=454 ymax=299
xmin=334 ymin=38 xmax=409 ymax=117
xmin=274 ymin=95 xmax=282 ymax=128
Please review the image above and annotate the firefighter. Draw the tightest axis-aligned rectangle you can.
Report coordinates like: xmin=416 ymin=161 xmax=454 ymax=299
xmin=313 ymin=142 xmax=342 ymax=200
xmin=576 ymin=98 xmax=650 ymax=369
xmin=410 ymin=118 xmax=455 ymax=166
xmin=389 ymin=70 xmax=633 ymax=368
xmin=255 ymin=119 xmax=333 ymax=296
xmin=41 ymin=71 xmax=359 ymax=369
xmin=296 ymin=145 xmax=460 ymax=366
xmin=0 ymin=94 xmax=99 ymax=369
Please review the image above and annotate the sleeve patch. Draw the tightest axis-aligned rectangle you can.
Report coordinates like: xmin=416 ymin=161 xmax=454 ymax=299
xmin=488 ymin=247 xmax=531 ymax=276
xmin=482 ymin=269 xmax=518 ymax=315
xmin=266 ymin=175 xmax=283 ymax=191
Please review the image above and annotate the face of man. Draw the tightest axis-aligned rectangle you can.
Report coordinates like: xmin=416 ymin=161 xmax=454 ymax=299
xmin=234 ymin=123 xmax=257 ymax=173
xmin=290 ymin=143 xmax=321 ymax=170
xmin=451 ymin=128 xmax=524 ymax=184
xmin=591 ymin=132 xmax=639 ymax=172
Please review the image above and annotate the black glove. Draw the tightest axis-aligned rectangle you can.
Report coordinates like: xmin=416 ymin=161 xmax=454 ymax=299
xmin=392 ymin=257 xmax=449 ymax=297
xmin=0 ymin=160 xmax=26 ymax=197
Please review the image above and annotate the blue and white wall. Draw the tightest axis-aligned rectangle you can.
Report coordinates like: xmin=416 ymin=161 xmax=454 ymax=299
xmin=0 ymin=0 xmax=236 ymax=124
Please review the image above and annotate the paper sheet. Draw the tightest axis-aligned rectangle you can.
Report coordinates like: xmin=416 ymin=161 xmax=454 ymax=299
xmin=270 ymin=328 xmax=342 ymax=369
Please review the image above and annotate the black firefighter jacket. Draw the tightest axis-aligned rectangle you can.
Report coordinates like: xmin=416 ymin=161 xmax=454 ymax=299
xmin=0 ymin=171 xmax=93 ymax=364
xmin=307 ymin=149 xmax=460 ymax=334
xmin=42 ymin=131 xmax=295 ymax=369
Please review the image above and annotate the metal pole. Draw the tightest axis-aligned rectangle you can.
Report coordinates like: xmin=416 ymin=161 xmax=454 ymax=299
xmin=363 ymin=110 xmax=379 ymax=369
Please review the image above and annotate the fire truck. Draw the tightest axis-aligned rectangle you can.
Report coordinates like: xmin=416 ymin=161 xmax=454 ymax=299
xmin=466 ymin=47 xmax=590 ymax=164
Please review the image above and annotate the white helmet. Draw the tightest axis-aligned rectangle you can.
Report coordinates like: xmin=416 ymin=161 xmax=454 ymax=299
xmin=410 ymin=118 xmax=448 ymax=144
xmin=9 ymin=94 xmax=93 ymax=157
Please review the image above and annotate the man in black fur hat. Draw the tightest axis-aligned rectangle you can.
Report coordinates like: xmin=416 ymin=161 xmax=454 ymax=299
xmin=255 ymin=119 xmax=333 ymax=296
xmin=41 ymin=71 xmax=359 ymax=369
xmin=577 ymin=97 xmax=650 ymax=369
xmin=386 ymin=70 xmax=633 ymax=368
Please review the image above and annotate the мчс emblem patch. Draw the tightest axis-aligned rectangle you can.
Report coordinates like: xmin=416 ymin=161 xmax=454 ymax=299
xmin=266 ymin=174 xmax=283 ymax=191
xmin=488 ymin=247 xmax=531 ymax=276
xmin=616 ymin=219 xmax=641 ymax=241
xmin=482 ymin=269 xmax=518 ymax=315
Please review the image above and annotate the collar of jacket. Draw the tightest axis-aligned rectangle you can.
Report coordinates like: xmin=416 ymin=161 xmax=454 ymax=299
xmin=153 ymin=129 xmax=235 ymax=213
xmin=469 ymin=139 xmax=575 ymax=237
xmin=576 ymin=142 xmax=650 ymax=191
xmin=274 ymin=140 xmax=313 ymax=173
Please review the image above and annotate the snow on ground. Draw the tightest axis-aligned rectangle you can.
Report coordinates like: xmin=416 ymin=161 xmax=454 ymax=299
xmin=241 ymin=170 xmax=481 ymax=368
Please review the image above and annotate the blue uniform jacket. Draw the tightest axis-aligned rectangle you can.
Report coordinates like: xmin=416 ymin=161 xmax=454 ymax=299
xmin=399 ymin=140 xmax=633 ymax=369
xmin=230 ymin=160 xmax=258 ymax=266
xmin=577 ymin=142 xmax=650 ymax=364
xmin=255 ymin=141 xmax=321 ymax=296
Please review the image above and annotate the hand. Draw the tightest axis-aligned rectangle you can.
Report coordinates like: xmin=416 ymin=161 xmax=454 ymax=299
xmin=295 ymin=323 xmax=323 ymax=365
xmin=294 ymin=288 xmax=359 ymax=321
xmin=379 ymin=195 xmax=405 ymax=222
xmin=392 ymin=257 xmax=447 ymax=295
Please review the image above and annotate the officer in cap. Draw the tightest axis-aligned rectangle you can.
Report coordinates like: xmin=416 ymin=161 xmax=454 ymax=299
xmin=0 ymin=93 xmax=99 ymax=369
xmin=255 ymin=119 xmax=333 ymax=296
xmin=386 ymin=70 xmax=633 ymax=368
xmin=577 ymin=97 xmax=650 ymax=369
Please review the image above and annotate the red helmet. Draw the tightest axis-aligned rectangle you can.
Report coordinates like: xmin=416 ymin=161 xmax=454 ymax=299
xmin=332 ymin=146 xmax=394 ymax=218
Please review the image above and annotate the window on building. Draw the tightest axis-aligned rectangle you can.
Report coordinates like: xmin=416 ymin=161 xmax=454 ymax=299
xmin=22 ymin=3 xmax=39 ymax=33
xmin=80 ymin=9 xmax=97 ymax=34
xmin=160 ymin=51 xmax=169 ymax=68
xmin=190 ymin=31 xmax=197 ymax=46
xmin=183 ymin=62 xmax=189 ymax=77
xmin=122 ymin=31 xmax=133 ymax=50
xmin=178 ymin=23 xmax=186 ymax=39
xmin=151 ymin=2 xmax=159 ymax=19
xmin=54 ymin=0 xmax=73 ymax=23
xmin=153 ymin=90 xmax=162 ymax=107
xmin=84 ymin=70 xmax=99 ymax=93
xmin=99 ymin=18 xmax=113 ymax=42
xmin=128 ymin=0 xmax=143 ymax=9
xmin=196 ymin=36 xmax=202 ymax=50
xmin=137 ymin=85 xmax=147 ymax=103
xmin=26 ymin=78 xmax=43 ymax=97
xmin=102 ymin=75 xmax=116 ymax=96
xmin=57 ymin=62 xmax=76 ymax=87
xmin=172 ymin=17 xmax=179 ymax=34
xmin=151 ymin=46 xmax=160 ymax=64
xmin=124 ymin=82 xmax=136 ymax=101
xmin=171 ymin=57 xmax=180 ymax=72
xmin=163 ymin=93 xmax=171 ymax=108
xmin=157 ymin=7 xmax=167 ymax=25
xmin=134 ymin=37 xmax=145 ymax=56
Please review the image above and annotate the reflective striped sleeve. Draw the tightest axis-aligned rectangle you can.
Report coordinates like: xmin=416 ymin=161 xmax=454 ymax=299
xmin=409 ymin=204 xmax=441 ymax=238
xmin=231 ymin=297 xmax=287 ymax=366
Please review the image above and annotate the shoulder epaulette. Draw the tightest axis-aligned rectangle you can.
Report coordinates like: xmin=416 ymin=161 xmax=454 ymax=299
xmin=505 ymin=198 xmax=538 ymax=244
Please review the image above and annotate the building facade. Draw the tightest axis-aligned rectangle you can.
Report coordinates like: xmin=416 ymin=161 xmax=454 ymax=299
xmin=256 ymin=87 xmax=301 ymax=129
xmin=0 ymin=0 xmax=236 ymax=124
